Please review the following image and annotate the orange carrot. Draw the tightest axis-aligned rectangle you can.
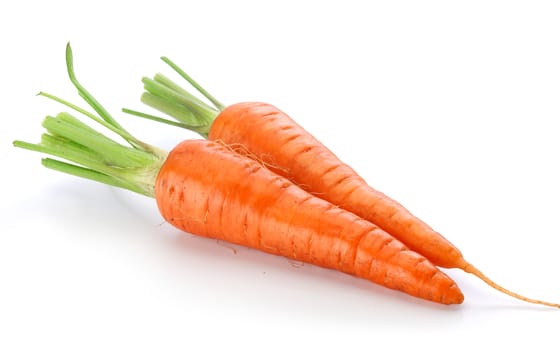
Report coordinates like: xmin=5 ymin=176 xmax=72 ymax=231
xmin=211 ymin=102 xmax=461 ymax=267
xmin=125 ymin=59 xmax=560 ymax=308
xmin=157 ymin=139 xmax=463 ymax=305
xmin=13 ymin=44 xmax=464 ymax=305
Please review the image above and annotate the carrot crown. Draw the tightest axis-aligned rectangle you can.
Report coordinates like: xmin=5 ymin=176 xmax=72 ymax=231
xmin=13 ymin=43 xmax=167 ymax=197
xmin=122 ymin=57 xmax=224 ymax=139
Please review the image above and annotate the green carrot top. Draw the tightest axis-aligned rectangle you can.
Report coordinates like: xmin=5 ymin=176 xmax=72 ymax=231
xmin=13 ymin=43 xmax=167 ymax=197
xmin=122 ymin=56 xmax=228 ymax=139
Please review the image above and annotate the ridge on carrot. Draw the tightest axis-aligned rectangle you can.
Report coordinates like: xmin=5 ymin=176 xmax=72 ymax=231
xmin=123 ymin=57 xmax=559 ymax=309
xmin=13 ymin=43 xmax=466 ymax=305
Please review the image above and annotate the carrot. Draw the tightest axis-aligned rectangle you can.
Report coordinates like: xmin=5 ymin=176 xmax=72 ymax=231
xmin=158 ymin=139 xmax=464 ymax=304
xmin=13 ymin=43 xmax=464 ymax=305
xmin=123 ymin=57 xmax=560 ymax=308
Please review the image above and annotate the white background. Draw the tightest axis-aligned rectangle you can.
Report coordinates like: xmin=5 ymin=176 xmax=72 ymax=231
xmin=1 ymin=1 xmax=559 ymax=349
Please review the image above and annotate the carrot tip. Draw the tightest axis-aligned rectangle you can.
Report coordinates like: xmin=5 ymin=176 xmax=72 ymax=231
xmin=462 ymin=261 xmax=560 ymax=309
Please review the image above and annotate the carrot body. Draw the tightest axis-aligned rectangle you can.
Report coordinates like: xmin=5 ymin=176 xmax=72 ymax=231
xmin=155 ymin=139 xmax=463 ymax=305
xmin=17 ymin=44 xmax=557 ymax=308
xmin=208 ymin=102 xmax=465 ymax=269
xmin=138 ymin=64 xmax=558 ymax=308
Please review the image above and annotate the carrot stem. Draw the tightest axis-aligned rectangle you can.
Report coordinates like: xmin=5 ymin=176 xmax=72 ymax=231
xmin=39 ymin=92 xmax=134 ymax=144
xmin=142 ymin=76 xmax=217 ymax=123
xmin=41 ymin=158 xmax=150 ymax=195
xmin=122 ymin=107 xmax=210 ymax=135
xmin=13 ymin=43 xmax=166 ymax=197
xmin=152 ymin=73 xmax=200 ymax=101
xmin=124 ymin=59 xmax=224 ymax=139
xmin=121 ymin=108 xmax=190 ymax=129
xmin=160 ymin=56 xmax=225 ymax=110
xmin=460 ymin=260 xmax=560 ymax=308
xmin=140 ymin=92 xmax=201 ymax=128
xmin=14 ymin=112 xmax=163 ymax=197
xmin=65 ymin=43 xmax=123 ymax=130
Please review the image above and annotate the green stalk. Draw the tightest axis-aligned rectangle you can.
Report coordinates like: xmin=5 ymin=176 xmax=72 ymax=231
xmin=160 ymin=56 xmax=225 ymax=110
xmin=41 ymin=158 xmax=150 ymax=196
xmin=123 ymin=57 xmax=225 ymax=139
xmin=42 ymin=113 xmax=152 ymax=168
xmin=142 ymin=76 xmax=218 ymax=125
xmin=39 ymin=92 xmax=139 ymax=145
xmin=13 ymin=43 xmax=167 ymax=197
xmin=122 ymin=108 xmax=208 ymax=134
xmin=140 ymin=91 xmax=200 ymax=126
xmin=65 ymin=43 xmax=122 ymax=129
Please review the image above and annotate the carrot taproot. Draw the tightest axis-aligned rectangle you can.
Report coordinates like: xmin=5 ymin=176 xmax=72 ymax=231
xmin=211 ymin=102 xmax=462 ymax=267
xmin=123 ymin=58 xmax=560 ymax=308
xmin=13 ymin=43 xmax=465 ymax=305
xmin=157 ymin=139 xmax=463 ymax=304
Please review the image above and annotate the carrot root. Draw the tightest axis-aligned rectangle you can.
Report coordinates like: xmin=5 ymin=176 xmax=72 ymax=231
xmin=459 ymin=259 xmax=559 ymax=308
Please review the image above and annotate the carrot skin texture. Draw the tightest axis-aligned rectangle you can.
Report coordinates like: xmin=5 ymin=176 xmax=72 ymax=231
xmin=155 ymin=140 xmax=463 ymax=305
xmin=209 ymin=102 xmax=464 ymax=269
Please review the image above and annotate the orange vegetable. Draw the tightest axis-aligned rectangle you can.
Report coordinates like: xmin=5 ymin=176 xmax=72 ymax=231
xmin=127 ymin=59 xmax=559 ymax=308
xmin=13 ymin=44 xmax=464 ymax=305
xmin=211 ymin=102 xmax=460 ymax=268
xmin=211 ymin=103 xmax=560 ymax=307
xmin=157 ymin=139 xmax=463 ymax=304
